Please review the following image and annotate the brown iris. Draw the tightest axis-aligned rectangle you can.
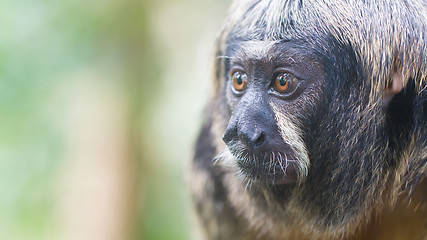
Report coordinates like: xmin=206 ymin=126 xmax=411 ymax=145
xmin=274 ymin=73 xmax=296 ymax=93
xmin=231 ymin=71 xmax=248 ymax=92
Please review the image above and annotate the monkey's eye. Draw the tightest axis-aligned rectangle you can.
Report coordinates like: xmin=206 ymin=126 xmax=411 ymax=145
xmin=273 ymin=73 xmax=297 ymax=93
xmin=231 ymin=71 xmax=248 ymax=92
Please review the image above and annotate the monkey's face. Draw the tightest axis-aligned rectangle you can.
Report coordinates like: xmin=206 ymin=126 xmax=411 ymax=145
xmin=219 ymin=41 xmax=324 ymax=185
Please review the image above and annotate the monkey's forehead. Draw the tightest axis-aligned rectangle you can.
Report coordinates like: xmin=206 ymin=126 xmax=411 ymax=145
xmin=225 ymin=40 xmax=317 ymax=66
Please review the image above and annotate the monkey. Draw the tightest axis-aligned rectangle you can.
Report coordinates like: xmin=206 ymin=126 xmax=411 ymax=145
xmin=190 ymin=0 xmax=427 ymax=239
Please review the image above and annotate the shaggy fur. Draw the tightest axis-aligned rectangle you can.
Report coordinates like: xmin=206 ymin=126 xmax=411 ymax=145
xmin=191 ymin=0 xmax=426 ymax=239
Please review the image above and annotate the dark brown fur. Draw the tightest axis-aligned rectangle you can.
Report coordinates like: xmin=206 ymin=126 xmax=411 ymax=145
xmin=190 ymin=0 xmax=427 ymax=239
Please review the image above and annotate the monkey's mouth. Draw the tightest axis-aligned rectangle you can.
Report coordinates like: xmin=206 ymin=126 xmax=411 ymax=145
xmin=217 ymin=146 xmax=298 ymax=185
xmin=237 ymin=159 xmax=297 ymax=185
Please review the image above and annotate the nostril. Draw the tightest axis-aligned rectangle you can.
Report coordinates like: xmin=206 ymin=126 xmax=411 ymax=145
xmin=222 ymin=127 xmax=235 ymax=145
xmin=222 ymin=132 xmax=230 ymax=144
xmin=254 ymin=132 xmax=265 ymax=148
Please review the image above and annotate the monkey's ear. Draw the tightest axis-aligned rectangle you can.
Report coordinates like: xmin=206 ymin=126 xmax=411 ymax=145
xmin=384 ymin=71 xmax=404 ymax=105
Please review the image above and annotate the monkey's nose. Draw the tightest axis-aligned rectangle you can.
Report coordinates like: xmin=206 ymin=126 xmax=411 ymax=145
xmin=223 ymin=123 xmax=266 ymax=150
xmin=241 ymin=130 xmax=265 ymax=149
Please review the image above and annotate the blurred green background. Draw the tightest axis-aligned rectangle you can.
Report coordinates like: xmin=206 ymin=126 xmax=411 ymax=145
xmin=0 ymin=0 xmax=228 ymax=239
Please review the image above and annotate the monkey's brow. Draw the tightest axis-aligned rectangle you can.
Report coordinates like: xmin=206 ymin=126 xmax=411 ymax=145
xmin=229 ymin=51 xmax=301 ymax=67
xmin=226 ymin=40 xmax=278 ymax=62
xmin=229 ymin=42 xmax=310 ymax=66
xmin=216 ymin=56 xmax=231 ymax=59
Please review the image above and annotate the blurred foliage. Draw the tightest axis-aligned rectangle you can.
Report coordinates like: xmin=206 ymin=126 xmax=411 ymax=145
xmin=0 ymin=0 xmax=228 ymax=240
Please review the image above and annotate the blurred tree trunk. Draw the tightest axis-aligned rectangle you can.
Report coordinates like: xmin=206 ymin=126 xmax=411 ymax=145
xmin=54 ymin=0 xmax=153 ymax=239
xmin=56 ymin=75 xmax=138 ymax=240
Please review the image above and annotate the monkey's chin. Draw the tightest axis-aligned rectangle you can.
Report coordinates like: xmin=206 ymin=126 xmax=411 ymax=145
xmin=237 ymin=161 xmax=298 ymax=185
